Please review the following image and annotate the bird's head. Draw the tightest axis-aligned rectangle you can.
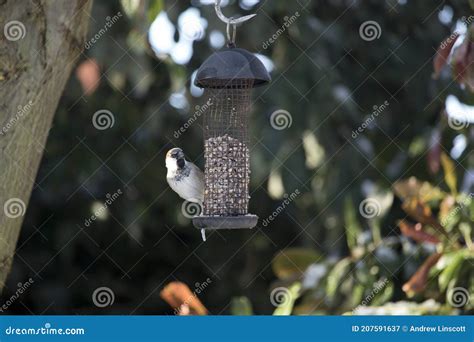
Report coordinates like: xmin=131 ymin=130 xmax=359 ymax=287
xmin=166 ymin=148 xmax=186 ymax=170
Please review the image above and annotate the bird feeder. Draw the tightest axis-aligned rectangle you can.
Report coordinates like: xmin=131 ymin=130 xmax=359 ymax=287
xmin=192 ymin=1 xmax=270 ymax=231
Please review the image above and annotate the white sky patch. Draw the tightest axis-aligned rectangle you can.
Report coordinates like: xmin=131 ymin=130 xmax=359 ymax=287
xmin=209 ymin=30 xmax=226 ymax=49
xmin=438 ymin=5 xmax=453 ymax=25
xmin=190 ymin=70 xmax=204 ymax=97
xmin=445 ymin=95 xmax=474 ymax=123
xmin=149 ymin=9 xmax=208 ymax=65
xmin=451 ymin=134 xmax=467 ymax=160
xmin=255 ymin=53 xmax=274 ymax=73
xmin=178 ymin=7 xmax=208 ymax=42
xmin=240 ymin=0 xmax=260 ymax=10
xmin=148 ymin=12 xmax=175 ymax=57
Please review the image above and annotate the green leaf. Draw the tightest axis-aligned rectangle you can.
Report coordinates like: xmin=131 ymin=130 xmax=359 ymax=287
xmin=344 ymin=197 xmax=363 ymax=250
xmin=272 ymin=248 xmax=322 ymax=280
xmin=230 ymin=297 xmax=253 ymax=315
xmin=438 ymin=250 xmax=465 ymax=291
xmin=440 ymin=153 xmax=458 ymax=196
xmin=272 ymin=283 xmax=301 ymax=316
xmin=326 ymin=258 xmax=352 ymax=301
xmin=147 ymin=0 xmax=164 ymax=24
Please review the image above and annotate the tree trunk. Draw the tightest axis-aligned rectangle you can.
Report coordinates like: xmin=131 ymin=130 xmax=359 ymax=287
xmin=0 ymin=0 xmax=92 ymax=291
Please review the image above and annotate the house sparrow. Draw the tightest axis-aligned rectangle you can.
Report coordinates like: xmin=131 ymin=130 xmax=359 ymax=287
xmin=166 ymin=148 xmax=207 ymax=241
xmin=166 ymin=148 xmax=204 ymax=204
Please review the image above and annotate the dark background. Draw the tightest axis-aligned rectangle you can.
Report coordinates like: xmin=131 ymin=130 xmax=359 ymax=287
xmin=2 ymin=0 xmax=473 ymax=315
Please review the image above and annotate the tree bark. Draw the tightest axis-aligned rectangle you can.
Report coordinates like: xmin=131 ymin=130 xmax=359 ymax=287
xmin=0 ymin=0 xmax=92 ymax=291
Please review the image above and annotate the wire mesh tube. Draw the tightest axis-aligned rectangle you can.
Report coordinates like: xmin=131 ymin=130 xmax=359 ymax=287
xmin=201 ymin=79 xmax=254 ymax=216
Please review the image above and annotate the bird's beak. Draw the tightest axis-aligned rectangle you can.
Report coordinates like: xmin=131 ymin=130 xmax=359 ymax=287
xmin=177 ymin=158 xmax=185 ymax=169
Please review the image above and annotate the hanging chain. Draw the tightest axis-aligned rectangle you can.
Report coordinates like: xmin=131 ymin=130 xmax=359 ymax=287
xmin=214 ymin=0 xmax=256 ymax=47
xmin=226 ymin=18 xmax=237 ymax=46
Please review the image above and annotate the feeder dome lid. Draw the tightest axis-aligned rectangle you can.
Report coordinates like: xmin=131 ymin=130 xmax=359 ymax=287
xmin=195 ymin=47 xmax=271 ymax=88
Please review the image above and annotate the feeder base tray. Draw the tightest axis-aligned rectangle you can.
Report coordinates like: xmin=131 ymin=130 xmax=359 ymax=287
xmin=193 ymin=215 xmax=258 ymax=230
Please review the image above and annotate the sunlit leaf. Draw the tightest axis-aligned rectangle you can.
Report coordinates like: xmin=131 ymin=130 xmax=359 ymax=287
xmin=344 ymin=197 xmax=363 ymax=250
xmin=230 ymin=297 xmax=253 ymax=315
xmin=393 ymin=177 xmax=445 ymax=203
xmin=433 ymin=32 xmax=459 ymax=78
xmin=326 ymin=257 xmax=352 ymax=301
xmin=160 ymin=281 xmax=208 ymax=315
xmin=403 ymin=253 xmax=442 ymax=295
xmin=440 ymin=152 xmax=458 ymax=196
xmin=272 ymin=283 xmax=301 ymax=316
xmin=398 ymin=220 xmax=440 ymax=244
xmin=439 ymin=250 xmax=465 ymax=292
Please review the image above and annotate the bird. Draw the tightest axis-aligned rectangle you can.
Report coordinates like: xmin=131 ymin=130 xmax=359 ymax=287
xmin=166 ymin=148 xmax=204 ymax=204
xmin=166 ymin=148 xmax=206 ymax=241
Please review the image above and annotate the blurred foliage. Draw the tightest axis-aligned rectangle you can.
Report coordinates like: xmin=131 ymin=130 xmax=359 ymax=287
xmin=252 ymin=154 xmax=474 ymax=315
xmin=2 ymin=0 xmax=473 ymax=315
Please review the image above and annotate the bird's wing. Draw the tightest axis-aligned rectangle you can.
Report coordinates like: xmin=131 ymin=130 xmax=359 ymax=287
xmin=188 ymin=163 xmax=205 ymax=202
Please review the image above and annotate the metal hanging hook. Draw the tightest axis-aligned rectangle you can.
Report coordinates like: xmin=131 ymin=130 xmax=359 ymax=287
xmin=214 ymin=0 xmax=256 ymax=26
